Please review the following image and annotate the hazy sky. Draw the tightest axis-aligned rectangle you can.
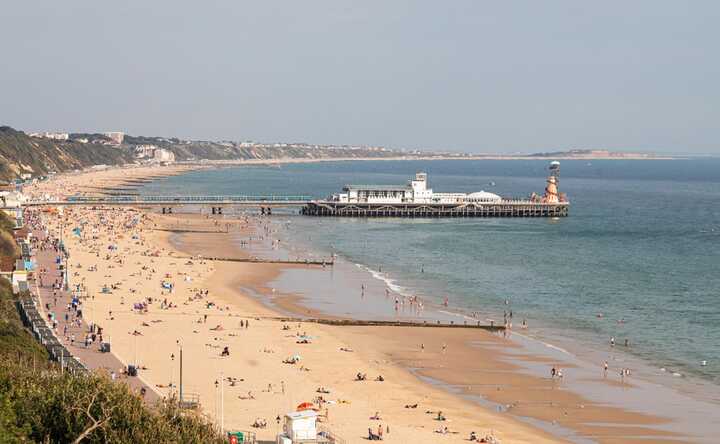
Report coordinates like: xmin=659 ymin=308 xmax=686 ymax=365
xmin=2 ymin=1 xmax=718 ymax=154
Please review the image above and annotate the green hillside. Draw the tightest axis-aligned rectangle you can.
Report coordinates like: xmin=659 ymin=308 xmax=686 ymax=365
xmin=0 ymin=127 xmax=134 ymax=181
xmin=0 ymin=211 xmax=224 ymax=443
xmin=0 ymin=125 xmax=423 ymax=182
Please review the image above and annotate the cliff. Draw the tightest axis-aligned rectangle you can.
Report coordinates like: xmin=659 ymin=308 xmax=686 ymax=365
xmin=0 ymin=126 xmax=133 ymax=181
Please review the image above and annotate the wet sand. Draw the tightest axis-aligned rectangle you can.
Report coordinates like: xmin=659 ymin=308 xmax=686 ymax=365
xmin=24 ymin=167 xmax=712 ymax=443
xmin=166 ymin=215 xmax=696 ymax=443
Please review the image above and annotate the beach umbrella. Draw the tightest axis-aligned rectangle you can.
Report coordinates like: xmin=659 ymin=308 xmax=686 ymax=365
xmin=296 ymin=402 xmax=315 ymax=411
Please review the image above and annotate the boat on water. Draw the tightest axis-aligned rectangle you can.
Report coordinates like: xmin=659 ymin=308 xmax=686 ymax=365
xmin=301 ymin=161 xmax=568 ymax=218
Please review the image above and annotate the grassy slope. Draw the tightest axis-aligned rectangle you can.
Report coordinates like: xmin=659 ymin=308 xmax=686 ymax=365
xmin=0 ymin=127 xmax=134 ymax=182
xmin=0 ymin=212 xmax=224 ymax=443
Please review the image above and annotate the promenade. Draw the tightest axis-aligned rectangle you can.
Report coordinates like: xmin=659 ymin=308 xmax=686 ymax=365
xmin=32 ymin=226 xmax=160 ymax=403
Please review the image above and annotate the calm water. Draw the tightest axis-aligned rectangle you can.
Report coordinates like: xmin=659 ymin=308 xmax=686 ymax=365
xmin=141 ymin=159 xmax=720 ymax=387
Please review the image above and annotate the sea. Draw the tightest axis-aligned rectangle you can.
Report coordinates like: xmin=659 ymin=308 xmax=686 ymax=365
xmin=139 ymin=158 xmax=720 ymax=402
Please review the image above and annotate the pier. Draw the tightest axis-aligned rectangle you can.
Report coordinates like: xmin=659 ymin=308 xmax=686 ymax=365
xmin=19 ymin=195 xmax=311 ymax=214
xmin=16 ymin=195 xmax=569 ymax=218
xmin=302 ymin=201 xmax=569 ymax=217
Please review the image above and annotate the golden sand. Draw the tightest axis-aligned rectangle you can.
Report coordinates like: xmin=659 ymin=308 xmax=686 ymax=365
xmin=26 ymin=166 xmax=688 ymax=443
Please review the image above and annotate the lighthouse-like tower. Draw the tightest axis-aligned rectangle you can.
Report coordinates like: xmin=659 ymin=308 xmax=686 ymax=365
xmin=544 ymin=161 xmax=561 ymax=203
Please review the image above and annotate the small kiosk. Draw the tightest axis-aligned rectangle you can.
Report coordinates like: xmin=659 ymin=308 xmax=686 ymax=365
xmin=276 ymin=410 xmax=318 ymax=444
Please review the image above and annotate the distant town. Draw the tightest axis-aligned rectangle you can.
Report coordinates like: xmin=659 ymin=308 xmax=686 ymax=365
xmin=26 ymin=129 xmax=660 ymax=166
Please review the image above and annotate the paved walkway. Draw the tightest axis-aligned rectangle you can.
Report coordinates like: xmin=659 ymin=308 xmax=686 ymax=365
xmin=33 ymin=228 xmax=160 ymax=403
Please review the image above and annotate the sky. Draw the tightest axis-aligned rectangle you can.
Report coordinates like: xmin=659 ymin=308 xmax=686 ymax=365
xmin=1 ymin=1 xmax=718 ymax=154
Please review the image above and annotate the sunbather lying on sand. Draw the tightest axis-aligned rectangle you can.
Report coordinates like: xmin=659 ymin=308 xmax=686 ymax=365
xmin=238 ymin=391 xmax=255 ymax=400
xmin=251 ymin=418 xmax=267 ymax=428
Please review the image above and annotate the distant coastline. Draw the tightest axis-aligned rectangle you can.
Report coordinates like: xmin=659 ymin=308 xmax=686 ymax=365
xmin=177 ymin=152 xmax=675 ymax=168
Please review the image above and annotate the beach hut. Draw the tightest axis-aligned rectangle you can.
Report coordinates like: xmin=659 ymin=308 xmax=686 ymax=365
xmin=276 ymin=410 xmax=317 ymax=443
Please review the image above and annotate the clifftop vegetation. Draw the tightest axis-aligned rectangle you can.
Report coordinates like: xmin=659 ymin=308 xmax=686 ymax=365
xmin=0 ymin=211 xmax=224 ymax=443
xmin=0 ymin=127 xmax=133 ymax=182
xmin=1 ymin=125 xmax=417 ymax=182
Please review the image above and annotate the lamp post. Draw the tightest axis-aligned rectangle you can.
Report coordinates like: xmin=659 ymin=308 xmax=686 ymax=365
xmin=59 ymin=219 xmax=69 ymax=292
xmin=177 ymin=340 xmax=183 ymax=405
xmin=220 ymin=370 xmax=224 ymax=432
xmin=214 ymin=371 xmax=224 ymax=433
xmin=170 ymin=353 xmax=175 ymax=397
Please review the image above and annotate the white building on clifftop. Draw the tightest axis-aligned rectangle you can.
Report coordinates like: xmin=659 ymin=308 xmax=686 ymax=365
xmin=103 ymin=132 xmax=124 ymax=145
xmin=152 ymin=148 xmax=175 ymax=163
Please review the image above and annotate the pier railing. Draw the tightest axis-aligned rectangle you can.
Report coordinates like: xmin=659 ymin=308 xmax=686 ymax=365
xmin=65 ymin=195 xmax=313 ymax=203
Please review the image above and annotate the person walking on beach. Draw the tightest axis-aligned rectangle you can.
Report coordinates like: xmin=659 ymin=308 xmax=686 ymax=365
xmin=603 ymin=361 xmax=609 ymax=376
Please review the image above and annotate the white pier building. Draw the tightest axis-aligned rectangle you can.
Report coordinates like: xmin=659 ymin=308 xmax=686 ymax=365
xmin=332 ymin=172 xmax=502 ymax=204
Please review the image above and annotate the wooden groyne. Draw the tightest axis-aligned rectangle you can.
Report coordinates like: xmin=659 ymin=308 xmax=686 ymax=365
xmin=179 ymin=256 xmax=333 ymax=266
xmin=271 ymin=317 xmax=504 ymax=331
xmin=153 ymin=228 xmax=229 ymax=233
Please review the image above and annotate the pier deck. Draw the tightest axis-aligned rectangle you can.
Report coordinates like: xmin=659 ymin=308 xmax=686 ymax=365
xmin=16 ymin=195 xmax=569 ymax=217
xmin=302 ymin=201 xmax=569 ymax=217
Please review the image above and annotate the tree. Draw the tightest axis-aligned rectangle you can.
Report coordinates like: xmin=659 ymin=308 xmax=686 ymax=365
xmin=0 ymin=231 xmax=18 ymax=259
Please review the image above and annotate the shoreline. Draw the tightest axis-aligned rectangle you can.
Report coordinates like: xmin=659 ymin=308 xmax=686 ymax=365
xmin=22 ymin=163 xmax=718 ymax=443
xmin=165 ymin=214 xmax=702 ymax=443
xmin=29 ymin=203 xmax=555 ymax=442
xmin=172 ymin=155 xmax=677 ymax=170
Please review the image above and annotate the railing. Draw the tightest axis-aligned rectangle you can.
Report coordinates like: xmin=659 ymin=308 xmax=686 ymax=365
xmin=65 ymin=195 xmax=313 ymax=203
xmin=179 ymin=392 xmax=201 ymax=409
xmin=16 ymin=294 xmax=88 ymax=375
xmin=318 ymin=425 xmax=346 ymax=444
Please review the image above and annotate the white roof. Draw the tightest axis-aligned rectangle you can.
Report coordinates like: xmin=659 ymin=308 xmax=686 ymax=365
xmin=467 ymin=191 xmax=501 ymax=200
xmin=286 ymin=410 xmax=318 ymax=420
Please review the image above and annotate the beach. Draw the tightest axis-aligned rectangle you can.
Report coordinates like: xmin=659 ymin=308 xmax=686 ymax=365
xmin=24 ymin=165 xmax=715 ymax=443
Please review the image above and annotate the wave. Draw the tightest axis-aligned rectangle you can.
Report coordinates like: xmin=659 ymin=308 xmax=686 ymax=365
xmin=354 ymin=263 xmax=411 ymax=297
